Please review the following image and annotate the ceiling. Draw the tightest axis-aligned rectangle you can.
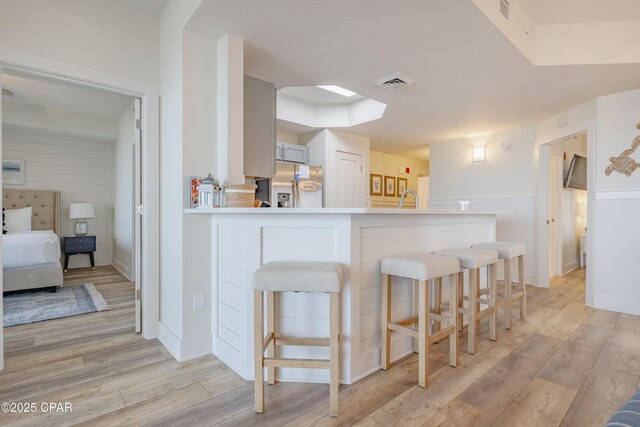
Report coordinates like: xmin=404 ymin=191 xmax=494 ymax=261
xmin=187 ymin=0 xmax=640 ymax=159
xmin=112 ymin=0 xmax=170 ymax=17
xmin=1 ymin=70 xmax=134 ymax=119
xmin=519 ymin=0 xmax=640 ymax=25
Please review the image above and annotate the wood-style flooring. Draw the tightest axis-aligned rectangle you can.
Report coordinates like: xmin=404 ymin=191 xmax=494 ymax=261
xmin=2 ymin=267 xmax=639 ymax=426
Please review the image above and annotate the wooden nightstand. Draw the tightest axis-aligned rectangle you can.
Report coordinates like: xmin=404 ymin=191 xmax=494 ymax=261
xmin=63 ymin=235 xmax=96 ymax=272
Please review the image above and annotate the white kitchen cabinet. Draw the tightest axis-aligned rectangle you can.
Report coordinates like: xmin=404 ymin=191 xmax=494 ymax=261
xmin=244 ymin=75 xmax=276 ymax=178
xmin=276 ymin=141 xmax=308 ymax=164
xmin=303 ymin=129 xmax=370 ymax=207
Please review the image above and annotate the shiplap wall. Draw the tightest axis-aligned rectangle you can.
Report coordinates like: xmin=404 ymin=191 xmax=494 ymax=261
xmin=3 ymin=130 xmax=114 ymax=268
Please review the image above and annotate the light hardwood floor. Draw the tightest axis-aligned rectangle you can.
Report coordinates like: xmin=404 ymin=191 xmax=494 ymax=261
xmin=2 ymin=267 xmax=639 ymax=426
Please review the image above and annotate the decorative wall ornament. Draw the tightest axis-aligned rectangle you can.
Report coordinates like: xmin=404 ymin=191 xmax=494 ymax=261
xmin=605 ymin=123 xmax=640 ymax=177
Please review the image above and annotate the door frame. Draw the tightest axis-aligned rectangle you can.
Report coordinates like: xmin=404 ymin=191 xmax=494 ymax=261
xmin=0 ymin=48 xmax=161 ymax=364
xmin=535 ymin=122 xmax=595 ymax=306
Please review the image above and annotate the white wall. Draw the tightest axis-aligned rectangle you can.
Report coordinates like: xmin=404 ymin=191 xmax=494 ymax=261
xmin=590 ymin=88 xmax=640 ymax=315
xmin=429 ymin=127 xmax=536 ymax=283
xmin=112 ymin=101 xmax=134 ymax=279
xmin=3 ymin=102 xmax=118 ymax=142
xmin=0 ymin=0 xmax=161 ymax=84
xmin=276 ymin=131 xmax=298 ymax=145
xmin=182 ymin=29 xmax=215 ymax=350
xmin=159 ymin=0 xmax=216 ymax=361
xmin=3 ymin=130 xmax=114 ymax=268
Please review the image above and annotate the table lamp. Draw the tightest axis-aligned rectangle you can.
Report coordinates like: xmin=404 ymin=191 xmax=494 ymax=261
xmin=69 ymin=203 xmax=95 ymax=236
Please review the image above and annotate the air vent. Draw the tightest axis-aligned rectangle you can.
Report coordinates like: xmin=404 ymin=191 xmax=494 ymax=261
xmin=374 ymin=73 xmax=415 ymax=91
xmin=1 ymin=88 xmax=14 ymax=97
xmin=557 ymin=114 xmax=569 ymax=129
xmin=500 ymin=0 xmax=510 ymax=21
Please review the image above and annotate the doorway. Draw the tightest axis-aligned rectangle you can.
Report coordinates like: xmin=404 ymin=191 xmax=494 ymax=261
xmin=1 ymin=69 xmax=142 ymax=346
xmin=0 ymin=54 xmax=159 ymax=372
xmin=538 ymin=131 xmax=590 ymax=286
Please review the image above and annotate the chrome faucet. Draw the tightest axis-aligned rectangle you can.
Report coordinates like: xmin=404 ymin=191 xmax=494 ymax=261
xmin=398 ymin=189 xmax=419 ymax=209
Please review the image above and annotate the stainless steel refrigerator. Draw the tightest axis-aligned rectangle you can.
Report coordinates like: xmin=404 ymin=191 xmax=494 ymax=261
xmin=271 ymin=161 xmax=323 ymax=208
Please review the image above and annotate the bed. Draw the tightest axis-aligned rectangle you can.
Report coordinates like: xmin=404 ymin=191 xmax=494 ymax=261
xmin=3 ymin=190 xmax=64 ymax=292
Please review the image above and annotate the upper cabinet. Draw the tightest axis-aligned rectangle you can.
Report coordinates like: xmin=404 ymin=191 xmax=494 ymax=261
xmin=276 ymin=141 xmax=309 ymax=164
xmin=244 ymin=75 xmax=276 ymax=178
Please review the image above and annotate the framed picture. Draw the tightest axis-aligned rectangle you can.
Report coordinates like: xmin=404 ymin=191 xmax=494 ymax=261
xmin=384 ymin=176 xmax=396 ymax=197
xmin=2 ymin=159 xmax=24 ymax=185
xmin=188 ymin=176 xmax=204 ymax=208
xmin=396 ymin=177 xmax=407 ymax=196
xmin=370 ymin=174 xmax=383 ymax=196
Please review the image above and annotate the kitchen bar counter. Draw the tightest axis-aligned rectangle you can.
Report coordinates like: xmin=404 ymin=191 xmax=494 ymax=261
xmin=195 ymin=208 xmax=497 ymax=384
xmin=186 ymin=207 xmax=504 ymax=215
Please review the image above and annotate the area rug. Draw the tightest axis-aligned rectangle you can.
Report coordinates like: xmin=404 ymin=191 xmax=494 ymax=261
xmin=3 ymin=284 xmax=110 ymax=327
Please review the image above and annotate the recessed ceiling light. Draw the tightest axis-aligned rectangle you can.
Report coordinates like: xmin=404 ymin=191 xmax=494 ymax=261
xmin=317 ymin=85 xmax=357 ymax=97
xmin=2 ymin=88 xmax=14 ymax=97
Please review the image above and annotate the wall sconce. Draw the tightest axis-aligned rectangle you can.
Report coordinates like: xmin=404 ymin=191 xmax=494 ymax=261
xmin=472 ymin=145 xmax=486 ymax=162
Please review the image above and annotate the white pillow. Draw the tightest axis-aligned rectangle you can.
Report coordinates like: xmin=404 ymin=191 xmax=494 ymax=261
xmin=5 ymin=206 xmax=32 ymax=232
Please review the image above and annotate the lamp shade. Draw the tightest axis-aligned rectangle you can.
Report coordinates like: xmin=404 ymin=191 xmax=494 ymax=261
xmin=69 ymin=203 xmax=95 ymax=219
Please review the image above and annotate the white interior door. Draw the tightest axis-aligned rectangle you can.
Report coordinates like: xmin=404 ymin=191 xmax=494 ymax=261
xmin=549 ymin=153 xmax=565 ymax=277
xmin=0 ymin=69 xmax=4 ymax=371
xmin=549 ymin=153 xmax=557 ymax=275
xmin=133 ymin=98 xmax=142 ymax=333
xmin=335 ymin=151 xmax=363 ymax=207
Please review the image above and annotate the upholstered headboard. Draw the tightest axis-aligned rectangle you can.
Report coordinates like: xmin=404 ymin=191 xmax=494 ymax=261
xmin=3 ymin=189 xmax=61 ymax=235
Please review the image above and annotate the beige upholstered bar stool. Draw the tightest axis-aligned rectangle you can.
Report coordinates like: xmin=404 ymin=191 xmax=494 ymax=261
xmin=433 ymin=248 xmax=498 ymax=355
xmin=252 ymin=261 xmax=342 ymax=417
xmin=472 ymin=242 xmax=526 ymax=329
xmin=380 ymin=254 xmax=460 ymax=388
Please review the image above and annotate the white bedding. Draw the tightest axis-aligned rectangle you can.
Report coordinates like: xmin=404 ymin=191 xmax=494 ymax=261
xmin=2 ymin=230 xmax=61 ymax=269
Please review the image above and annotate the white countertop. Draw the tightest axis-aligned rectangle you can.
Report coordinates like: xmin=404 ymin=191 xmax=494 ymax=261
xmin=185 ymin=207 xmax=505 ymax=215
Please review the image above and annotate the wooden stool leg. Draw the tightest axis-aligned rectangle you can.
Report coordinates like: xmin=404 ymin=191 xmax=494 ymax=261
xmin=519 ymin=255 xmax=527 ymax=320
xmin=433 ymin=277 xmax=442 ymax=334
xmin=418 ymin=280 xmax=430 ymax=387
xmin=489 ymin=263 xmax=497 ymax=341
xmin=504 ymin=258 xmax=513 ymax=330
xmin=449 ymin=273 xmax=459 ymax=367
xmin=254 ymin=291 xmax=264 ymax=413
xmin=468 ymin=269 xmax=477 ymax=355
xmin=329 ymin=292 xmax=340 ymax=417
xmin=381 ymin=274 xmax=391 ymax=370
xmin=457 ymin=271 xmax=464 ymax=332
xmin=267 ymin=291 xmax=276 ymax=384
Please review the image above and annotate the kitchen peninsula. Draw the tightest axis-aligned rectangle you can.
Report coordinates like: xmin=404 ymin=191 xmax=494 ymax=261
xmin=186 ymin=208 xmax=498 ymax=384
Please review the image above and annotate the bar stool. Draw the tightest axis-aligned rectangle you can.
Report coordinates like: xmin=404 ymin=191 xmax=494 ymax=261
xmin=433 ymin=248 xmax=498 ymax=355
xmin=472 ymin=242 xmax=526 ymax=329
xmin=380 ymin=254 xmax=460 ymax=388
xmin=252 ymin=261 xmax=342 ymax=417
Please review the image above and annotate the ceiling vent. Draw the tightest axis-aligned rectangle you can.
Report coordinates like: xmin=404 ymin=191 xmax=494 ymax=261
xmin=1 ymin=88 xmax=14 ymax=97
xmin=557 ymin=114 xmax=569 ymax=129
xmin=500 ymin=0 xmax=510 ymax=21
xmin=374 ymin=73 xmax=415 ymax=91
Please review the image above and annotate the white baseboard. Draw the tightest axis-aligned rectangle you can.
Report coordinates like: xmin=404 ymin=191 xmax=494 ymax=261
xmin=158 ymin=322 xmax=212 ymax=362
xmin=111 ymin=258 xmax=133 ymax=281
xmin=158 ymin=322 xmax=181 ymax=361
xmin=562 ymin=260 xmax=579 ymax=276
xmin=592 ymin=293 xmax=640 ymax=316
xmin=181 ymin=334 xmax=213 ymax=361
